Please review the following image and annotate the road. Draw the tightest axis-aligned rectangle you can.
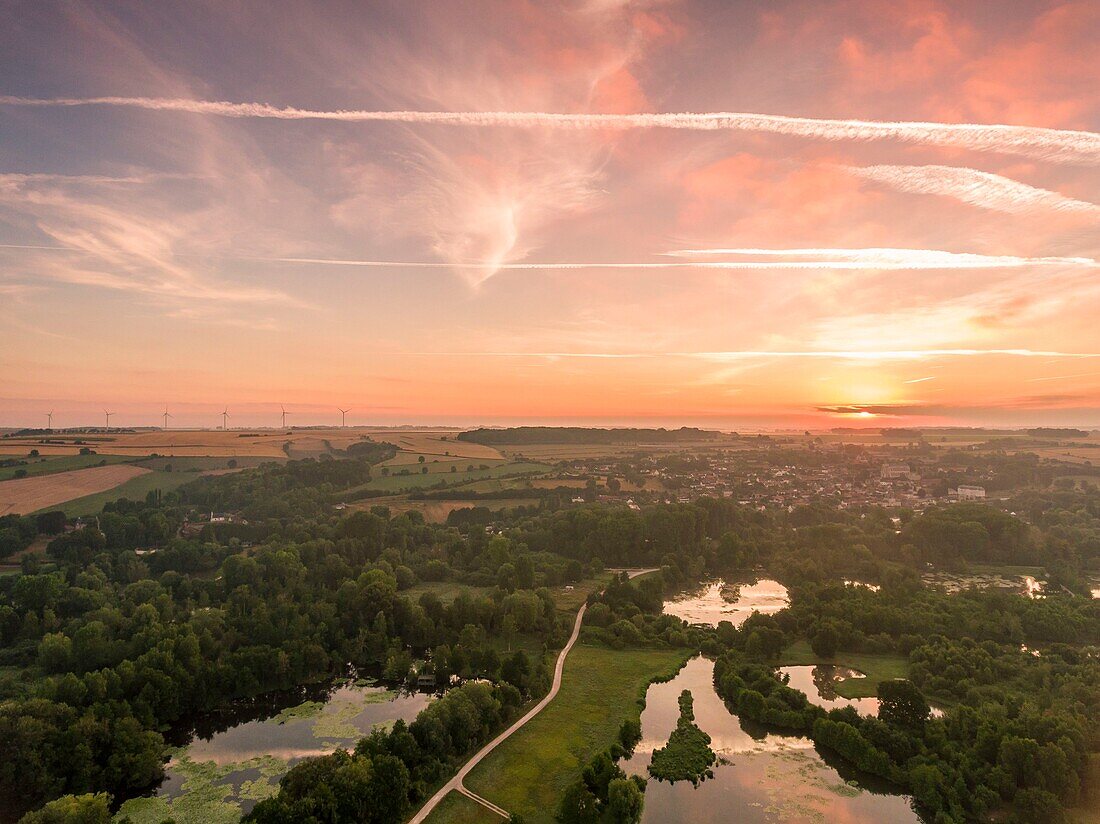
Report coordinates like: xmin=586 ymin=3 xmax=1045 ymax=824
xmin=408 ymin=568 xmax=657 ymax=823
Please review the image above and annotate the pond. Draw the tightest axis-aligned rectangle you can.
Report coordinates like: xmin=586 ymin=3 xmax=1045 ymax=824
xmin=921 ymin=570 xmax=1047 ymax=597
xmin=114 ymin=677 xmax=432 ymax=824
xmin=663 ymin=579 xmax=790 ymax=627
xmin=623 ymin=657 xmax=923 ymax=823
xmin=778 ymin=665 xmax=880 ymax=716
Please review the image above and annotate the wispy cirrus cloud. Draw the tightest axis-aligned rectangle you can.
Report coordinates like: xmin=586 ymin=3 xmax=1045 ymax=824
xmin=844 ymin=163 xmax=1100 ymax=215
xmin=3 ymin=95 xmax=1099 ymax=164
xmin=0 ymin=179 xmax=297 ymax=309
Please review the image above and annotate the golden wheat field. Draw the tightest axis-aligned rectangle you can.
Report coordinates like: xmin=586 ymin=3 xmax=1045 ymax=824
xmin=0 ymin=464 xmax=152 ymax=516
xmin=0 ymin=427 xmax=503 ymax=461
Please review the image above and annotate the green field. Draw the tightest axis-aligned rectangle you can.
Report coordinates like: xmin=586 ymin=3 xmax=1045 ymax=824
xmin=355 ymin=462 xmax=550 ymax=494
xmin=384 ymin=453 xmax=508 ymax=468
xmin=464 ymin=644 xmax=688 ymax=823
xmin=45 ymin=470 xmax=198 ymax=517
xmin=421 ymin=790 xmax=500 ymax=824
xmin=133 ymin=455 xmax=275 ymax=472
xmin=401 ymin=581 xmax=493 ymax=605
xmin=778 ymin=640 xmax=910 ymax=699
xmin=0 ymin=453 xmax=133 ymax=481
xmin=401 ymin=574 xmax=609 ymax=612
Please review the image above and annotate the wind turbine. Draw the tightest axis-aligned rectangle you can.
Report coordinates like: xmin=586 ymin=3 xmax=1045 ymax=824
xmin=162 ymin=407 xmax=173 ymax=430
xmin=221 ymin=407 xmax=230 ymax=430
xmin=281 ymin=405 xmax=290 ymax=429
xmin=46 ymin=411 xmax=54 ymax=430
xmin=339 ymin=408 xmax=350 ymax=428
xmin=104 ymin=410 xmax=113 ymax=431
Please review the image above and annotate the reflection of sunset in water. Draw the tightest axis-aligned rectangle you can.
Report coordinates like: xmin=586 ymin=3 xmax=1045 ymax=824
xmin=624 ymin=656 xmax=922 ymax=823
xmin=663 ymin=580 xmax=790 ymax=628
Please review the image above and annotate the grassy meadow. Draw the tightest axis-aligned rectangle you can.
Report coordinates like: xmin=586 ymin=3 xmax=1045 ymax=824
xmin=464 ymin=644 xmax=688 ymax=823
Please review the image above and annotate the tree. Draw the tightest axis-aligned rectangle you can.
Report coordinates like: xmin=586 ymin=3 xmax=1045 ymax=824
xmin=558 ymin=781 xmax=600 ymax=824
xmin=877 ymin=679 xmax=930 ymax=729
xmin=606 ymin=777 xmax=644 ymax=823
xmin=515 ymin=556 xmax=535 ymax=589
xmin=501 ymin=650 xmax=530 ymax=693
xmin=810 ymin=624 xmax=839 ymax=659
xmin=618 ymin=718 xmax=641 ymax=751
xmin=17 ymin=793 xmax=111 ymax=824
xmin=1012 ymin=788 xmax=1066 ymax=824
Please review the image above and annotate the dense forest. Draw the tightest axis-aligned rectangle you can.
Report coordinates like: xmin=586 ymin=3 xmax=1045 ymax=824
xmin=1 ymin=448 xmax=1098 ymax=823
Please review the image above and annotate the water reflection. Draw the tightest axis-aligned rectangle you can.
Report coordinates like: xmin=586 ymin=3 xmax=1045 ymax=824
xmin=921 ymin=570 xmax=1046 ymax=597
xmin=779 ymin=666 xmax=880 ymax=716
xmin=116 ymin=678 xmax=431 ymax=823
xmin=844 ymin=579 xmax=881 ymax=592
xmin=624 ymin=657 xmax=922 ymax=823
xmin=663 ymin=579 xmax=790 ymax=628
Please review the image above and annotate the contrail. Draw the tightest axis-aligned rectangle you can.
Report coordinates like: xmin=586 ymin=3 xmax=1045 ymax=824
xmin=845 ymin=164 xmax=1100 ymax=215
xmin=402 ymin=349 xmax=1100 ymax=360
xmin=2 ymin=95 xmax=1098 ymax=164
xmin=4 ymin=245 xmax=1096 ymax=271
xmin=661 ymin=248 xmax=1097 ymax=269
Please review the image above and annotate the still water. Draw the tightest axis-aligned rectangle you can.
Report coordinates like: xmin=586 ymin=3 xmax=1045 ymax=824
xmin=114 ymin=678 xmax=431 ymax=824
xmin=778 ymin=665 xmax=881 ymax=716
xmin=623 ymin=657 xmax=922 ymax=823
xmin=663 ymin=579 xmax=790 ymax=627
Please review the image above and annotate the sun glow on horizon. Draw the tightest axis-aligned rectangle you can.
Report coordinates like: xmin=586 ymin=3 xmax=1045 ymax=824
xmin=0 ymin=2 xmax=1097 ymax=427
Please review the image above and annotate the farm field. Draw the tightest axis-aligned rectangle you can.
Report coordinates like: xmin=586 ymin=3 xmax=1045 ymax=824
xmin=1029 ymin=446 xmax=1100 ymax=465
xmin=0 ymin=536 xmax=48 ymax=576
xmin=134 ymin=455 xmax=275 ymax=472
xmin=0 ymin=427 xmax=489 ymax=460
xmin=464 ymin=644 xmax=688 ymax=823
xmin=0 ymin=464 xmax=151 ymax=516
xmin=0 ymin=453 xmax=134 ymax=481
xmin=353 ymin=461 xmax=550 ymax=494
xmin=382 ymin=431 xmax=503 ymax=461
xmin=496 ymin=441 xmax=720 ymax=461
xmin=51 ymin=470 xmax=197 ymax=516
xmin=380 ymin=453 xmax=506 ymax=468
xmin=0 ymin=429 xmax=295 ymax=457
xmin=380 ymin=458 xmax=506 ymax=476
xmin=367 ymin=498 xmax=541 ymax=523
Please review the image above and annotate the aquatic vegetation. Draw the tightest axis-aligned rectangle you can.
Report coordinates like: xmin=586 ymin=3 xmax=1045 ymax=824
xmin=310 ymin=685 xmax=397 ymax=740
xmin=647 ymin=690 xmax=716 ymax=785
xmin=114 ymin=754 xmax=287 ymax=824
xmin=268 ymin=700 xmax=325 ymax=725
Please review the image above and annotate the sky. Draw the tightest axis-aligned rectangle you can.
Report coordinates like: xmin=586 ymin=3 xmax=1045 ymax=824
xmin=0 ymin=0 xmax=1098 ymax=430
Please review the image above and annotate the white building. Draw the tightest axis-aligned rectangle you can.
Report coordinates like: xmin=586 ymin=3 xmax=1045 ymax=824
xmin=955 ymin=485 xmax=986 ymax=500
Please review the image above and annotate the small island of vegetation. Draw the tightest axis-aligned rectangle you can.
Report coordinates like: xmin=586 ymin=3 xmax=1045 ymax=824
xmin=648 ymin=690 xmax=716 ymax=786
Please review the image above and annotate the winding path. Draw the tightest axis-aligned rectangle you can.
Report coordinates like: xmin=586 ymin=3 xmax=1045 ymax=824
xmin=409 ymin=568 xmax=657 ymax=823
